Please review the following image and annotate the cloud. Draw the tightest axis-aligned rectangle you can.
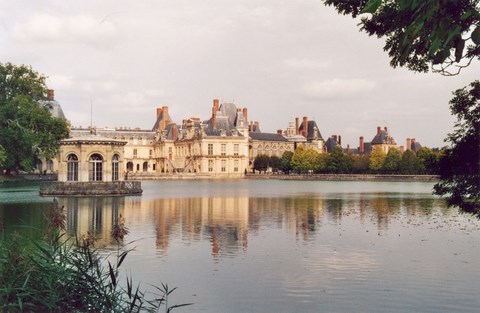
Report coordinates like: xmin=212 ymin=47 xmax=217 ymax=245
xmin=12 ymin=13 xmax=117 ymax=45
xmin=283 ymin=58 xmax=330 ymax=70
xmin=301 ymin=78 xmax=377 ymax=99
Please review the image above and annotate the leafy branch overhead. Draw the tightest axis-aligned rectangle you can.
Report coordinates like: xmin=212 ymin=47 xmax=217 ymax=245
xmin=324 ymin=0 xmax=480 ymax=75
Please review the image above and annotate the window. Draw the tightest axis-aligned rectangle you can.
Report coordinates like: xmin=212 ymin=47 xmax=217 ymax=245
xmin=149 ymin=149 xmax=153 ymax=157
xmin=143 ymin=161 xmax=148 ymax=172
xmin=89 ymin=154 xmax=103 ymax=181
xmin=234 ymin=160 xmax=239 ymax=172
xmin=221 ymin=144 xmax=226 ymax=156
xmin=234 ymin=144 xmax=239 ymax=156
xmin=221 ymin=160 xmax=226 ymax=172
xmin=67 ymin=154 xmax=78 ymax=181
xmin=208 ymin=144 xmax=213 ymax=155
xmin=112 ymin=154 xmax=119 ymax=181
xmin=208 ymin=160 xmax=214 ymax=172
xmin=133 ymin=149 xmax=138 ymax=158
xmin=46 ymin=160 xmax=53 ymax=172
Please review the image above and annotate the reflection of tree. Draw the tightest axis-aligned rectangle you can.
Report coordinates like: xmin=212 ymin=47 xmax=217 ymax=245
xmin=324 ymin=198 xmax=343 ymax=221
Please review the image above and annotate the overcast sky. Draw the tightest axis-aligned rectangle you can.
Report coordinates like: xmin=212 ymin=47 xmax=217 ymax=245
xmin=1 ymin=0 xmax=478 ymax=148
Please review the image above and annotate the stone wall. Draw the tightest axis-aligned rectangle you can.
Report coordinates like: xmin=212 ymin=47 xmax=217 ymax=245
xmin=39 ymin=181 xmax=142 ymax=196
xmin=246 ymin=173 xmax=439 ymax=182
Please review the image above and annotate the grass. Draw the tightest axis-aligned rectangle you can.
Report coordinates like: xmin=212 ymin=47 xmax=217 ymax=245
xmin=0 ymin=199 xmax=192 ymax=312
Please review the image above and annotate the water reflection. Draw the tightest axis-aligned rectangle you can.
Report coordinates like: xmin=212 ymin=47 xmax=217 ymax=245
xmin=55 ymin=193 xmax=449 ymax=257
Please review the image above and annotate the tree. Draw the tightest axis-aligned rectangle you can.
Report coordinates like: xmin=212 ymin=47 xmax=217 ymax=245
xmin=382 ymin=148 xmax=402 ymax=173
xmin=323 ymin=1 xmax=479 ymax=215
xmin=280 ymin=151 xmax=294 ymax=173
xmin=253 ymin=154 xmax=270 ymax=173
xmin=369 ymin=146 xmax=386 ymax=172
xmin=0 ymin=63 xmax=69 ymax=175
xmin=352 ymin=154 xmax=370 ymax=173
xmin=434 ymin=81 xmax=480 ymax=215
xmin=325 ymin=146 xmax=352 ymax=173
xmin=323 ymin=0 xmax=480 ymax=75
xmin=400 ymin=149 xmax=418 ymax=174
xmin=416 ymin=147 xmax=438 ymax=174
xmin=270 ymin=155 xmax=281 ymax=173
xmin=291 ymin=146 xmax=319 ymax=173
xmin=0 ymin=145 xmax=6 ymax=168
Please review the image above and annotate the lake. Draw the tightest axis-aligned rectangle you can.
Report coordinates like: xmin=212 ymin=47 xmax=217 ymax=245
xmin=1 ymin=179 xmax=479 ymax=313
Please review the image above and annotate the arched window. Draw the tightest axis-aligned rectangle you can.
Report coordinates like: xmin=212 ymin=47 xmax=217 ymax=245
xmin=67 ymin=154 xmax=78 ymax=181
xmin=46 ymin=160 xmax=53 ymax=173
xmin=143 ymin=161 xmax=148 ymax=172
xmin=126 ymin=162 xmax=133 ymax=172
xmin=112 ymin=154 xmax=120 ymax=181
xmin=89 ymin=154 xmax=103 ymax=181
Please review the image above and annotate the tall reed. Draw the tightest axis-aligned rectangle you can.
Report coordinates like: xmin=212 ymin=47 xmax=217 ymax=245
xmin=0 ymin=198 xmax=192 ymax=312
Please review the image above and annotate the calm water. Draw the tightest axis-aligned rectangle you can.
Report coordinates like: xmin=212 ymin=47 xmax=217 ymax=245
xmin=1 ymin=180 xmax=479 ymax=313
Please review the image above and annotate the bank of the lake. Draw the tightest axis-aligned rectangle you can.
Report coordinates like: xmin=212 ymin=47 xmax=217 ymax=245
xmin=246 ymin=173 xmax=440 ymax=182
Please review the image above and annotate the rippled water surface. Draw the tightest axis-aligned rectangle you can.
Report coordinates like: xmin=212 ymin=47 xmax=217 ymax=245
xmin=1 ymin=180 xmax=479 ymax=312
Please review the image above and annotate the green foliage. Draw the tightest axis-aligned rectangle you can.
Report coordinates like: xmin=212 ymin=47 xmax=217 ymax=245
xmin=0 ymin=145 xmax=6 ymax=168
xmin=0 ymin=63 xmax=47 ymax=104
xmin=325 ymin=146 xmax=352 ymax=173
xmin=382 ymin=148 xmax=402 ymax=173
xmin=279 ymin=151 xmax=294 ymax=173
xmin=415 ymin=147 xmax=439 ymax=174
xmin=253 ymin=154 xmax=270 ymax=173
xmin=434 ymin=81 xmax=480 ymax=215
xmin=0 ymin=63 xmax=69 ymax=174
xmin=291 ymin=146 xmax=320 ymax=173
xmin=0 ymin=199 xmax=192 ymax=312
xmin=400 ymin=149 xmax=418 ymax=174
xmin=369 ymin=146 xmax=386 ymax=172
xmin=351 ymin=154 xmax=370 ymax=173
xmin=270 ymin=155 xmax=281 ymax=173
xmin=323 ymin=0 xmax=480 ymax=75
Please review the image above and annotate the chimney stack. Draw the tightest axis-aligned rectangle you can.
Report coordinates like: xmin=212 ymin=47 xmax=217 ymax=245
xmin=302 ymin=116 xmax=308 ymax=138
xmin=295 ymin=117 xmax=299 ymax=135
xmin=47 ymin=89 xmax=55 ymax=100
xmin=156 ymin=107 xmax=162 ymax=118
xmin=172 ymin=124 xmax=178 ymax=139
xmin=384 ymin=126 xmax=388 ymax=132
xmin=359 ymin=136 xmax=364 ymax=154
xmin=377 ymin=126 xmax=381 ymax=135
xmin=277 ymin=129 xmax=283 ymax=135
xmin=254 ymin=121 xmax=259 ymax=131
xmin=406 ymin=138 xmax=412 ymax=150
xmin=242 ymin=108 xmax=248 ymax=124
xmin=347 ymin=144 xmax=350 ymax=153
xmin=212 ymin=99 xmax=219 ymax=129
xmin=338 ymin=135 xmax=342 ymax=146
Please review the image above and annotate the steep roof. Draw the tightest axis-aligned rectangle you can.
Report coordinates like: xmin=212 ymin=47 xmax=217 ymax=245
xmin=249 ymin=132 xmax=288 ymax=142
xmin=39 ymin=99 xmax=66 ymax=120
xmin=371 ymin=128 xmax=396 ymax=145
xmin=299 ymin=120 xmax=324 ymax=140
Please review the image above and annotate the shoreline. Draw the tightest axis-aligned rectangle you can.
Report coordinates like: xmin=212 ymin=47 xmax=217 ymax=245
xmin=245 ymin=173 xmax=439 ymax=182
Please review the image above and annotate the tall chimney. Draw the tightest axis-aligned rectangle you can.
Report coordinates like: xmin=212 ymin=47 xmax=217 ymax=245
xmin=212 ymin=107 xmax=217 ymax=129
xmin=346 ymin=144 xmax=350 ymax=153
xmin=156 ymin=107 xmax=162 ymax=118
xmin=172 ymin=124 xmax=178 ymax=139
xmin=213 ymin=99 xmax=219 ymax=112
xmin=406 ymin=138 xmax=412 ymax=150
xmin=242 ymin=108 xmax=248 ymax=124
xmin=295 ymin=117 xmax=299 ymax=135
xmin=277 ymin=129 xmax=283 ymax=135
xmin=338 ymin=135 xmax=342 ymax=146
xmin=255 ymin=121 xmax=259 ymax=131
xmin=47 ymin=89 xmax=54 ymax=100
xmin=384 ymin=126 xmax=388 ymax=132
xmin=359 ymin=136 xmax=364 ymax=154
xmin=302 ymin=116 xmax=308 ymax=138
xmin=377 ymin=126 xmax=381 ymax=135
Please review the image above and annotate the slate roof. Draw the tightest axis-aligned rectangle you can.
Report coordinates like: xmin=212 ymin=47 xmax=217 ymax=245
xmin=371 ymin=129 xmax=396 ymax=145
xmin=411 ymin=141 xmax=422 ymax=152
xmin=325 ymin=137 xmax=340 ymax=152
xmin=152 ymin=109 xmax=172 ymax=131
xmin=249 ymin=132 xmax=288 ymax=142
xmin=298 ymin=120 xmax=324 ymax=140
xmin=39 ymin=99 xmax=66 ymax=120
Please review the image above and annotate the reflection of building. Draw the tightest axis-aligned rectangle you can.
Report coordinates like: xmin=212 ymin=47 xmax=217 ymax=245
xmin=59 ymin=197 xmax=125 ymax=246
